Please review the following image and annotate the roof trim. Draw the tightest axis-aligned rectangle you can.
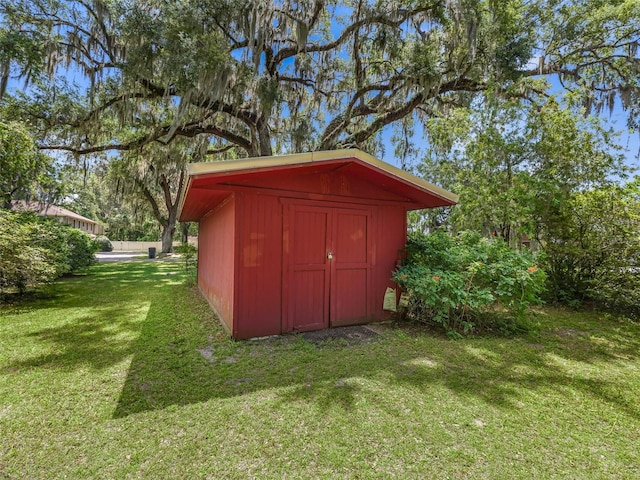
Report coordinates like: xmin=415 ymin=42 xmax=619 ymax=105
xmin=179 ymin=149 xmax=458 ymax=221
xmin=11 ymin=200 xmax=100 ymax=224
xmin=185 ymin=148 xmax=457 ymax=201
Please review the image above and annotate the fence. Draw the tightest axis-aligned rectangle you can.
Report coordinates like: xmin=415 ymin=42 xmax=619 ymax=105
xmin=111 ymin=237 xmax=198 ymax=252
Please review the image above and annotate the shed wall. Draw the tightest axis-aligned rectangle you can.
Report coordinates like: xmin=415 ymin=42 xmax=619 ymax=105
xmin=198 ymin=195 xmax=236 ymax=332
xmin=196 ymin=175 xmax=412 ymax=339
xmin=235 ymin=192 xmax=283 ymax=338
xmin=372 ymin=205 xmax=408 ymax=319
xmin=231 ymin=193 xmax=408 ymax=338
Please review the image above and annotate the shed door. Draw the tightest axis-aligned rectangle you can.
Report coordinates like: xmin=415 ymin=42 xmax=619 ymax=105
xmin=330 ymin=209 xmax=370 ymax=327
xmin=285 ymin=203 xmax=371 ymax=332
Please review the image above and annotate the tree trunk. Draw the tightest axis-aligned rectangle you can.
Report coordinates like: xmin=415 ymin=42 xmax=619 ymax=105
xmin=157 ymin=170 xmax=186 ymax=253
xmin=160 ymin=203 xmax=178 ymax=253
xmin=161 ymin=221 xmax=175 ymax=253
xmin=181 ymin=222 xmax=189 ymax=243
xmin=134 ymin=167 xmax=186 ymax=254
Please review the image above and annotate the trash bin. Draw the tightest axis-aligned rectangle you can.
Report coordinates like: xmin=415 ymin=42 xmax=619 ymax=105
xmin=148 ymin=247 xmax=156 ymax=259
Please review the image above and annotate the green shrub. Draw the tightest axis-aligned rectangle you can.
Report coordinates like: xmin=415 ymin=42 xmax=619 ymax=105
xmin=393 ymin=231 xmax=546 ymax=335
xmin=174 ymin=243 xmax=197 ymax=284
xmin=0 ymin=211 xmax=69 ymax=295
xmin=541 ymin=184 xmax=640 ymax=318
xmin=65 ymin=228 xmax=98 ymax=272
xmin=94 ymin=235 xmax=113 ymax=252
xmin=0 ymin=211 xmax=98 ymax=297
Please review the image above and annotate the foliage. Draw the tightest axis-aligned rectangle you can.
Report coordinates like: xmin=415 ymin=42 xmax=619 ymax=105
xmin=543 ymin=182 xmax=640 ymax=316
xmin=107 ymin=139 xmax=199 ymax=252
xmin=0 ymin=120 xmax=57 ymax=208
xmin=65 ymin=228 xmax=98 ymax=272
xmin=94 ymin=235 xmax=113 ymax=252
xmin=174 ymin=243 xmax=197 ymax=284
xmin=394 ymin=231 xmax=546 ymax=335
xmin=3 ymin=0 xmax=638 ymax=256
xmin=415 ymin=98 xmax=638 ymax=314
xmin=59 ymin=163 xmax=107 ymax=227
xmin=63 ymin=163 xmax=161 ymax=243
xmin=1 ymin=0 xmax=638 ymax=159
xmin=0 ymin=210 xmax=96 ymax=296
xmin=417 ymin=99 xmax=625 ymax=243
xmin=56 ymin=133 xmax=194 ymax=251
xmin=58 ymin=162 xmax=167 ymax=243
xmin=106 ymin=212 xmax=159 ymax=241
xmin=2 ymin=0 xmax=639 ymax=296
xmin=0 ymin=210 xmax=68 ymax=294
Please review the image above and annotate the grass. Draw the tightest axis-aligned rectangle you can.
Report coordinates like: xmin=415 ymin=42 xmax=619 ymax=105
xmin=1 ymin=261 xmax=639 ymax=479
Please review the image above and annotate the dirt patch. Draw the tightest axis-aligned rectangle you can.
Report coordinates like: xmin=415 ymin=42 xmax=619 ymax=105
xmin=197 ymin=346 xmax=217 ymax=363
xmin=299 ymin=325 xmax=381 ymax=346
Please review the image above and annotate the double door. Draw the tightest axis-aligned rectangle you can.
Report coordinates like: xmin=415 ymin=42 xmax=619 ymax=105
xmin=284 ymin=202 xmax=372 ymax=332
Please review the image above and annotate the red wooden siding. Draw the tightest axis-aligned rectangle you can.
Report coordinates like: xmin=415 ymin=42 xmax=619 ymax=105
xmin=180 ymin=151 xmax=457 ymax=223
xmin=197 ymin=186 xmax=410 ymax=339
xmin=226 ymin=167 xmax=410 ymax=203
xmin=283 ymin=204 xmax=332 ymax=332
xmin=180 ymin=151 xmax=456 ymax=339
xmin=372 ymin=205 xmax=407 ymax=318
xmin=330 ymin=207 xmax=371 ymax=327
xmin=198 ymin=195 xmax=236 ymax=333
xmin=281 ymin=201 xmax=373 ymax=333
xmin=234 ymin=192 xmax=283 ymax=338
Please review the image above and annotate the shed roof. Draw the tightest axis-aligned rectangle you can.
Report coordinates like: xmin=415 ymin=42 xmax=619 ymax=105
xmin=179 ymin=149 xmax=457 ymax=222
xmin=12 ymin=200 xmax=99 ymax=224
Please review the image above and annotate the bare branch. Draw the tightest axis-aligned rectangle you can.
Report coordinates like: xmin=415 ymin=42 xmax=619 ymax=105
xmin=348 ymin=92 xmax=426 ymax=146
xmin=135 ymin=177 xmax=166 ymax=224
xmin=273 ymin=6 xmax=432 ymax=65
xmin=40 ymin=120 xmax=253 ymax=155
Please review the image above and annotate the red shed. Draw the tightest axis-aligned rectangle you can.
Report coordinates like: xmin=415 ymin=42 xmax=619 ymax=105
xmin=178 ymin=149 xmax=457 ymax=339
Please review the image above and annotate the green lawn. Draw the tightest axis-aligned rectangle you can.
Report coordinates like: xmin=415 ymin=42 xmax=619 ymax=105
xmin=1 ymin=261 xmax=639 ymax=479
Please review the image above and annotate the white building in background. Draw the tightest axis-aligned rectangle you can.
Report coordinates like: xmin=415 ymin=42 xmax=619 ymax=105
xmin=11 ymin=201 xmax=104 ymax=236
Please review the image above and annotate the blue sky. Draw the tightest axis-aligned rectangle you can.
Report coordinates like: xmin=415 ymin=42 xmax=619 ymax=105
xmin=377 ymin=72 xmax=639 ymax=172
xmin=378 ymin=110 xmax=638 ymax=173
xmin=6 ymin=40 xmax=638 ymax=175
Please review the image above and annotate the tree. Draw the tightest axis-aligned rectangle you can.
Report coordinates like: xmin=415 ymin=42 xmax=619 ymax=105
xmin=0 ymin=210 xmax=96 ymax=297
xmin=59 ymin=163 xmax=108 ymax=224
xmin=108 ymin=138 xmax=201 ymax=252
xmin=1 ymin=0 xmax=638 ymax=157
xmin=62 ymin=162 xmax=158 ymax=242
xmin=416 ymin=102 xmax=532 ymax=241
xmin=542 ymin=181 xmax=640 ymax=313
xmin=418 ymin=99 xmax=626 ymax=242
xmin=1 ymin=0 xmax=638 ymax=250
xmin=416 ymin=97 xmax=640 ymax=310
xmin=0 ymin=211 xmax=66 ymax=294
xmin=0 ymin=120 xmax=53 ymax=209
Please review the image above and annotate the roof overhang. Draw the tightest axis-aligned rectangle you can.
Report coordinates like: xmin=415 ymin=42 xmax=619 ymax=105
xmin=11 ymin=200 xmax=100 ymax=224
xmin=179 ymin=149 xmax=458 ymax=222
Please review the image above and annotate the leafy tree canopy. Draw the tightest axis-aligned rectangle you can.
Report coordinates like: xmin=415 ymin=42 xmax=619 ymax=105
xmin=0 ymin=0 xmax=638 ymax=159
xmin=413 ymin=96 xmax=640 ymax=313
xmin=0 ymin=120 xmax=58 ymax=208
xmin=2 ymin=0 xmax=638 ymax=255
xmin=417 ymin=98 xmax=627 ymax=241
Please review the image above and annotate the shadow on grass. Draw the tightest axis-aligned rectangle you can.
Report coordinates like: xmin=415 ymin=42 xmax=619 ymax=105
xmin=1 ymin=261 xmax=182 ymax=373
xmin=4 ymin=260 xmax=638 ymax=421
xmin=113 ymin=285 xmax=640 ymax=420
xmin=6 ymin=309 xmax=142 ymax=371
